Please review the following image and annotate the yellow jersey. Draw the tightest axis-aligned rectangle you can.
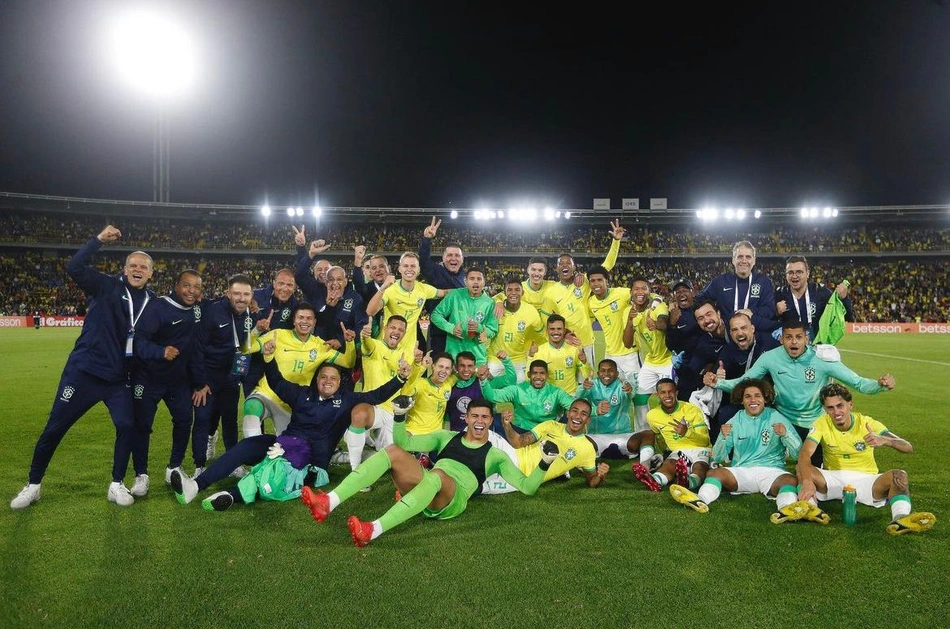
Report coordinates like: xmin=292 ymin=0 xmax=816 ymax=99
xmin=807 ymin=412 xmax=888 ymax=474
xmin=403 ymin=364 xmax=453 ymax=435
xmin=378 ymin=280 xmax=438 ymax=352
xmin=588 ymin=287 xmax=634 ymax=356
xmin=630 ymin=295 xmax=672 ymax=367
xmin=517 ymin=420 xmax=597 ymax=481
xmin=361 ymin=336 xmax=412 ymax=412
xmin=531 ymin=341 xmax=592 ymax=395
xmin=645 ymin=401 xmax=711 ymax=451
xmin=550 ymin=237 xmax=620 ymax=346
xmin=488 ymin=302 xmax=544 ymax=364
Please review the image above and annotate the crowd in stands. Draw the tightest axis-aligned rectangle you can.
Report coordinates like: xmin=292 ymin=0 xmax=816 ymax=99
xmin=3 ymin=247 xmax=948 ymax=323
xmin=2 ymin=210 xmax=950 ymax=255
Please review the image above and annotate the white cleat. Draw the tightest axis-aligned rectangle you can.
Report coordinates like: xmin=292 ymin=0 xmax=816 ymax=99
xmin=170 ymin=470 xmax=199 ymax=505
xmin=11 ymin=483 xmax=41 ymax=510
xmin=107 ymin=482 xmax=135 ymax=507
xmin=165 ymin=467 xmax=182 ymax=485
xmin=131 ymin=474 xmax=150 ymax=497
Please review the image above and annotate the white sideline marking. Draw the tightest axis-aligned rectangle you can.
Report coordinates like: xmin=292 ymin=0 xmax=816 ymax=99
xmin=839 ymin=349 xmax=950 ymax=367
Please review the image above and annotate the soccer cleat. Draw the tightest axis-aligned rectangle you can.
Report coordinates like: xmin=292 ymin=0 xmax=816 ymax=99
xmin=165 ymin=467 xmax=182 ymax=485
xmin=230 ymin=466 xmax=248 ymax=479
xmin=170 ymin=469 xmax=199 ymax=505
xmin=769 ymin=500 xmax=812 ymax=524
xmin=669 ymin=484 xmax=709 ymax=513
xmin=347 ymin=515 xmax=374 ymax=548
xmin=632 ymin=463 xmax=661 ymax=492
xmin=10 ymin=483 xmax=41 ymax=510
xmin=886 ymin=512 xmax=936 ymax=536
xmin=206 ymin=432 xmax=218 ymax=461
xmin=131 ymin=474 xmax=150 ymax=497
xmin=329 ymin=450 xmax=350 ymax=466
xmin=107 ymin=482 xmax=135 ymax=507
xmin=202 ymin=491 xmax=235 ymax=512
xmin=647 ymin=453 xmax=665 ymax=472
xmin=359 ymin=485 xmax=373 ymax=493
xmin=417 ymin=453 xmax=433 ymax=469
xmin=803 ymin=503 xmax=831 ymax=525
xmin=300 ymin=486 xmax=330 ymax=523
xmin=192 ymin=467 xmax=205 ymax=479
xmin=674 ymin=454 xmax=689 ymax=488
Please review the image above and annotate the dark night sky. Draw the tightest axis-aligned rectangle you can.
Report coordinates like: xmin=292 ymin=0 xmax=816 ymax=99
xmin=2 ymin=0 xmax=950 ymax=210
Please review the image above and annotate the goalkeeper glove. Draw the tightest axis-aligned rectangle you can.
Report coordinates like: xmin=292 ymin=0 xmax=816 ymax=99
xmin=392 ymin=395 xmax=414 ymax=421
xmin=538 ymin=440 xmax=560 ymax=471
xmin=266 ymin=442 xmax=285 ymax=459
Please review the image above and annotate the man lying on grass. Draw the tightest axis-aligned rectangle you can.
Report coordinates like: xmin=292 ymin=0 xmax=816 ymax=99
xmin=300 ymin=398 xmax=552 ymax=547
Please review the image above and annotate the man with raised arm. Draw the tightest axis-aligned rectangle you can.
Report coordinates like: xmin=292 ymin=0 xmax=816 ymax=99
xmin=418 ymin=217 xmax=466 ymax=355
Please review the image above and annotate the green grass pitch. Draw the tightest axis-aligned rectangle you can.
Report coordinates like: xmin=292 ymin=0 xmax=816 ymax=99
xmin=1 ymin=329 xmax=947 ymax=628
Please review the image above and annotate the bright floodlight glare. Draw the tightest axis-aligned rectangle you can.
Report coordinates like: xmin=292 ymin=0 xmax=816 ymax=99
xmin=695 ymin=210 xmax=703 ymax=219
xmin=108 ymin=10 xmax=196 ymax=100
xmin=544 ymin=208 xmax=555 ymax=221
xmin=285 ymin=207 xmax=294 ymax=217
xmin=450 ymin=210 xmax=458 ymax=219
xmin=295 ymin=207 xmax=303 ymax=217
xmin=737 ymin=209 xmax=746 ymax=220
xmin=800 ymin=208 xmax=809 ymax=218
xmin=312 ymin=206 xmax=322 ymax=217
xmin=832 ymin=208 xmax=839 ymax=217
xmin=497 ymin=210 xmax=505 ymax=219
xmin=810 ymin=207 xmax=819 ymax=218
xmin=261 ymin=205 xmax=271 ymax=217
xmin=489 ymin=210 xmax=497 ymax=219
xmin=822 ymin=207 xmax=832 ymax=218
xmin=564 ymin=211 xmax=571 ymax=219
xmin=528 ymin=208 xmax=538 ymax=220
xmin=725 ymin=208 xmax=735 ymax=220
xmin=754 ymin=209 xmax=762 ymax=219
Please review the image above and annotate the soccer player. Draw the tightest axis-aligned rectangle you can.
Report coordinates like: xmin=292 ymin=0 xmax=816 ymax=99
xmin=486 ymin=276 xmax=544 ymax=383
xmin=704 ymin=319 xmax=894 ymax=464
xmin=243 ymin=267 xmax=298 ymax=397
xmin=587 ymin=266 xmax=639 ymax=380
xmin=129 ymin=269 xmax=204 ymax=495
xmin=668 ymin=379 xmax=810 ymax=524
xmin=344 ymin=316 xmax=414 ymax=470
xmin=623 ymin=276 xmax=672 ymax=430
xmin=11 ymin=225 xmax=154 ymax=509
xmin=192 ymin=274 xmax=256 ymax=473
xmin=366 ymin=252 xmax=448 ymax=354
xmin=241 ymin=305 xmax=356 ymax=438
xmin=446 ymin=351 xmax=484 ymax=432
xmin=402 ymin=352 xmax=457 ymax=435
xmin=549 ymin=219 xmax=625 ymax=366
xmin=633 ymin=379 xmax=711 ymax=493
xmin=696 ymin=240 xmax=778 ymax=333
xmin=299 ymin=398 xmax=551 ymax=547
xmin=665 ymin=279 xmax=702 ymax=401
xmin=578 ymin=359 xmax=658 ymax=467
xmin=480 ymin=359 xmax=577 ymax=432
xmin=796 ymin=383 xmax=935 ymax=535
xmin=530 ymin=314 xmax=591 ymax=395
xmin=418 ymin=217 xmax=466 ymax=355
xmin=775 ymin=255 xmax=854 ymax=342
xmin=171 ymin=344 xmax=412 ymax=510
xmin=430 ymin=267 xmax=498 ymax=364
xmin=501 ymin=399 xmax=610 ymax=486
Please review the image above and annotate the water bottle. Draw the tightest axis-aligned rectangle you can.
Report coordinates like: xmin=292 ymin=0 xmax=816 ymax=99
xmin=842 ymin=484 xmax=857 ymax=526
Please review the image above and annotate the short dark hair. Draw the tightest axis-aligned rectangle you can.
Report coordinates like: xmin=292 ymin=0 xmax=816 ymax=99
xmin=820 ymin=383 xmax=852 ymax=403
xmin=466 ymin=267 xmax=485 ymax=279
xmin=228 ymin=273 xmax=253 ymax=288
xmin=432 ymin=352 xmax=454 ymax=365
xmin=570 ymin=398 xmax=593 ymax=413
xmin=547 ymin=314 xmax=566 ymax=327
xmin=785 ymin=255 xmax=809 ymax=269
xmin=781 ymin=318 xmax=807 ymax=333
xmin=693 ymin=297 xmax=718 ymax=313
xmin=630 ymin=275 xmax=650 ymax=286
xmin=598 ymin=359 xmax=618 ymax=371
xmin=527 ymin=256 xmax=548 ymax=268
xmin=656 ymin=377 xmax=676 ymax=391
xmin=528 ymin=359 xmax=549 ymax=373
xmin=456 ymin=351 xmax=477 ymax=365
xmin=386 ymin=314 xmax=408 ymax=326
xmin=176 ymin=269 xmax=201 ymax=284
xmin=292 ymin=302 xmax=317 ymax=319
xmin=505 ymin=274 xmax=523 ymax=286
xmin=466 ymin=397 xmax=494 ymax=415
xmin=588 ymin=265 xmax=611 ymax=282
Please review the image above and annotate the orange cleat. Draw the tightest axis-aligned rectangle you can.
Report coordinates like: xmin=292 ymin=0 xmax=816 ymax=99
xmin=348 ymin=515 xmax=374 ymax=547
xmin=300 ymin=486 xmax=330 ymax=523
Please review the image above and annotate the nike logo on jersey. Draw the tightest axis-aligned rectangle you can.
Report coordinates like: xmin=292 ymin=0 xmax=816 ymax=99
xmin=218 ymin=323 xmax=229 ymax=328
xmin=722 ymin=287 xmax=733 ymax=292
xmin=676 ymin=324 xmax=687 ymax=329
xmin=777 ymin=370 xmax=787 ymax=375
xmin=737 ymin=436 xmax=748 ymax=440
xmin=172 ymin=320 xmax=183 ymax=325
xmin=714 ymin=347 xmax=723 ymax=353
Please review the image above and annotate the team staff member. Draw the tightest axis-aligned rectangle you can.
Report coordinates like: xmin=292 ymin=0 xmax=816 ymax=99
xmin=418 ymin=217 xmax=466 ymax=355
xmin=697 ymin=240 xmax=778 ymax=333
xmin=12 ymin=225 xmax=154 ymax=509
xmin=129 ymin=269 xmax=204 ymax=495
xmin=775 ymin=255 xmax=853 ymax=342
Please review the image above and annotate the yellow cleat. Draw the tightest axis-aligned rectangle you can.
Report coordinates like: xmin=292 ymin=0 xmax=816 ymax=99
xmin=769 ymin=500 xmax=812 ymax=525
xmin=669 ymin=484 xmax=709 ymax=513
xmin=886 ymin=512 xmax=936 ymax=536
xmin=804 ymin=503 xmax=830 ymax=525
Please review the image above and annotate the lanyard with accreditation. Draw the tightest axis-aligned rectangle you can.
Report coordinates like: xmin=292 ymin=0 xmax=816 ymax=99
xmin=125 ymin=288 xmax=150 ymax=358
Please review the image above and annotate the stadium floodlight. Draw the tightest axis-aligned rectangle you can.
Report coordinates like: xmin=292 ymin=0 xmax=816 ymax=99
xmin=800 ymin=207 xmax=809 ymax=218
xmin=737 ymin=209 xmax=746 ymax=220
xmin=296 ymin=207 xmax=304 ymax=217
xmin=488 ymin=211 xmax=497 ymax=220
xmin=527 ymin=208 xmax=538 ymax=220
xmin=832 ymin=208 xmax=839 ymax=217
xmin=450 ymin=210 xmax=458 ymax=219
xmin=810 ymin=207 xmax=819 ymax=218
xmin=555 ymin=211 xmax=562 ymax=218
xmin=544 ymin=208 xmax=555 ymax=221
xmin=754 ymin=210 xmax=762 ymax=219
xmin=312 ymin=206 xmax=322 ymax=217
xmin=261 ymin=205 xmax=271 ymax=217
xmin=724 ymin=208 xmax=735 ymax=220
xmin=107 ymin=10 xmax=196 ymax=100
xmin=695 ymin=210 xmax=703 ymax=219
xmin=497 ymin=210 xmax=505 ymax=219
xmin=822 ymin=207 xmax=832 ymax=218
xmin=564 ymin=211 xmax=572 ymax=219
xmin=286 ymin=207 xmax=295 ymax=217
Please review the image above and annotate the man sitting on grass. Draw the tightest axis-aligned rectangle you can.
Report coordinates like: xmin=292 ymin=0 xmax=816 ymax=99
xmin=300 ymin=398 xmax=551 ymax=547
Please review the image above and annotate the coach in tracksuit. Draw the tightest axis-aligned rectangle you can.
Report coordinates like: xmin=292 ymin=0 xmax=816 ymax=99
xmin=129 ymin=269 xmax=204 ymax=495
xmin=418 ymin=217 xmax=466 ymax=355
xmin=696 ymin=240 xmax=779 ymax=334
xmin=10 ymin=225 xmax=154 ymax=509
xmin=193 ymin=274 xmax=255 ymax=469
xmin=243 ymin=268 xmax=298 ymax=397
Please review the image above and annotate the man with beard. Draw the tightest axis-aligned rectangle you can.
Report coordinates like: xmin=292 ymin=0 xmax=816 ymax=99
xmin=129 ymin=269 xmax=204 ymax=495
xmin=530 ymin=314 xmax=591 ymax=395
xmin=430 ymin=268 xmax=498 ymax=365
xmin=712 ymin=311 xmax=779 ymax=426
xmin=487 ymin=276 xmax=544 ymax=383
xmin=776 ymin=255 xmax=853 ymax=342
xmin=418 ymin=217 xmax=466 ymax=355
xmin=480 ymin=359 xmax=576 ymax=433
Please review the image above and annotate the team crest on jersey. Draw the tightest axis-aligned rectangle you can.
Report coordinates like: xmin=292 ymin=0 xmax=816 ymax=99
xmin=475 ymin=312 xmax=484 ymax=322
xmin=565 ymin=356 xmax=574 ymax=367
xmin=60 ymin=385 xmax=75 ymax=402
xmin=809 ymin=302 xmax=817 ymax=317
xmin=416 ymin=298 xmax=424 ymax=306
xmin=343 ymin=299 xmax=353 ymax=312
xmin=565 ymin=447 xmax=577 ymax=461
xmin=517 ymin=320 xmax=526 ymax=332
xmin=332 ymin=399 xmax=342 ymax=407
xmin=751 ymin=283 xmax=761 ymax=297
xmin=610 ymin=394 xmax=619 ymax=405
xmin=134 ymin=384 xmax=145 ymax=399
xmin=280 ymin=308 xmax=291 ymax=321
xmin=244 ymin=316 xmax=253 ymax=331
xmin=443 ymin=390 xmax=451 ymax=400
xmin=309 ymin=349 xmax=318 ymax=361
xmin=854 ymin=441 xmax=866 ymax=451
xmin=573 ymin=287 xmax=583 ymax=297
xmin=543 ymin=402 xmax=553 ymax=412
xmin=804 ymin=367 xmax=816 ymax=383
xmin=457 ymin=396 xmax=471 ymax=414
xmin=193 ymin=305 xmax=202 ymax=321
xmin=609 ymin=301 xmax=619 ymax=312
xmin=760 ymin=429 xmax=772 ymax=445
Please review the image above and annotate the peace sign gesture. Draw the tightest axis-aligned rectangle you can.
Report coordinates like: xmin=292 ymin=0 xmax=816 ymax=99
xmin=292 ymin=224 xmax=306 ymax=247
xmin=424 ymin=217 xmax=442 ymax=239
xmin=609 ymin=219 xmax=626 ymax=240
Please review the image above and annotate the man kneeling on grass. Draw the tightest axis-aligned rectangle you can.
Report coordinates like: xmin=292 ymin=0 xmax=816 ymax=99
xmin=300 ymin=398 xmax=551 ymax=547
xmin=667 ymin=379 xmax=817 ymax=524
xmin=796 ymin=383 xmax=936 ymax=535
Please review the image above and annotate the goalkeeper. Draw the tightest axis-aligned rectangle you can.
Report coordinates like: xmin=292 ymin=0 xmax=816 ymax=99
xmin=300 ymin=397 xmax=550 ymax=547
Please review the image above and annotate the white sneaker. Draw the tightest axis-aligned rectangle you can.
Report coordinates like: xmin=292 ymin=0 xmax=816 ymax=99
xmin=131 ymin=474 xmax=150 ymax=497
xmin=170 ymin=469 xmax=199 ymax=505
xmin=11 ymin=483 xmax=41 ymax=509
xmin=230 ymin=466 xmax=248 ymax=479
xmin=329 ymin=450 xmax=350 ymax=466
xmin=192 ymin=467 xmax=205 ymax=479
xmin=206 ymin=432 xmax=218 ymax=461
xmin=165 ymin=467 xmax=182 ymax=485
xmin=107 ymin=482 xmax=135 ymax=506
